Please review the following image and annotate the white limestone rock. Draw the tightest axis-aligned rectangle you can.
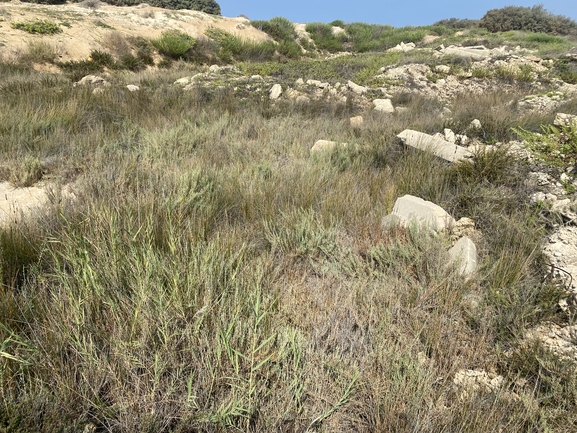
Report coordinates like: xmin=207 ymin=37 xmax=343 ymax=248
xmin=269 ymin=84 xmax=283 ymax=100
xmin=448 ymin=236 xmax=478 ymax=277
xmin=373 ymin=99 xmax=395 ymax=113
xmin=391 ymin=194 xmax=455 ymax=232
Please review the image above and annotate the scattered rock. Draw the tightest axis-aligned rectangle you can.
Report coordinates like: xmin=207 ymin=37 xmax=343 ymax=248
xmin=525 ymin=323 xmax=577 ymax=360
xmin=295 ymin=78 xmax=305 ymax=86
xmin=74 ymin=75 xmax=109 ymax=87
xmin=444 ymin=128 xmax=456 ymax=143
xmin=269 ymin=83 xmax=282 ymax=100
xmin=310 ymin=140 xmax=347 ymax=154
xmin=373 ymin=98 xmax=395 ymax=113
xmin=453 ymin=370 xmax=507 ymax=400
xmin=209 ymin=64 xmax=221 ymax=73
xmin=397 ymin=129 xmax=472 ymax=163
xmin=389 ymin=42 xmax=415 ymax=52
xmin=435 ymin=64 xmax=451 ymax=74
xmin=470 ymin=119 xmax=482 ymax=130
xmin=452 ymin=217 xmax=480 ymax=241
xmin=350 ymin=116 xmax=364 ymax=128
xmin=126 ymin=84 xmax=139 ymax=92
xmin=554 ymin=113 xmax=577 ymax=128
xmin=388 ymin=194 xmax=455 ymax=232
xmin=347 ymin=80 xmax=368 ymax=95
xmin=174 ymin=77 xmax=192 ymax=86
xmin=442 ymin=45 xmax=493 ymax=60
xmin=448 ymin=236 xmax=478 ymax=277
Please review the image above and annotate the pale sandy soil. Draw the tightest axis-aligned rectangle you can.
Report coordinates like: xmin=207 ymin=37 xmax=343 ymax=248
xmin=0 ymin=1 xmax=270 ymax=63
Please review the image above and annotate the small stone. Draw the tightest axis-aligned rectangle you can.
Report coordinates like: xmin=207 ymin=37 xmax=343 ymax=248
xmin=174 ymin=77 xmax=191 ymax=86
xmin=126 ymin=84 xmax=139 ymax=92
xmin=470 ymin=119 xmax=482 ymax=129
xmin=436 ymin=64 xmax=451 ymax=74
xmin=209 ymin=64 xmax=221 ymax=73
xmin=347 ymin=80 xmax=367 ymax=95
xmin=350 ymin=116 xmax=364 ymax=128
xmin=444 ymin=128 xmax=456 ymax=143
xmin=269 ymin=84 xmax=282 ymax=100
xmin=295 ymin=78 xmax=304 ymax=85
xmin=310 ymin=140 xmax=347 ymax=154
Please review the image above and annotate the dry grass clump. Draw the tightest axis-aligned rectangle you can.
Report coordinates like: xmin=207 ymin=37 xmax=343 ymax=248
xmin=0 ymin=61 xmax=573 ymax=432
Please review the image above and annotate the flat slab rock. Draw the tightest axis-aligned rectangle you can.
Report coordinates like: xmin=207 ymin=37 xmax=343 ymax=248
xmin=397 ymin=129 xmax=472 ymax=163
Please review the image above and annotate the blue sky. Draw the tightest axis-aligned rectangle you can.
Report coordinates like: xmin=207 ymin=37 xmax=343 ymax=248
xmin=217 ymin=1 xmax=577 ymax=27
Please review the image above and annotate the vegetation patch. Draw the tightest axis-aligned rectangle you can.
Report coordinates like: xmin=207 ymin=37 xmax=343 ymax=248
xmin=515 ymin=123 xmax=577 ymax=166
xmin=10 ymin=19 xmax=61 ymax=34
xmin=480 ymin=4 xmax=577 ymax=36
xmin=151 ymin=29 xmax=196 ymax=59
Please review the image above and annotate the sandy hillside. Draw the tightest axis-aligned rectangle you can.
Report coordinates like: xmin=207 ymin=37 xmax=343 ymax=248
xmin=0 ymin=1 xmax=270 ymax=62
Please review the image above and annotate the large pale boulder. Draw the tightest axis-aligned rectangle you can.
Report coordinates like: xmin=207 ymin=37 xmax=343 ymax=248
xmin=388 ymin=195 xmax=455 ymax=232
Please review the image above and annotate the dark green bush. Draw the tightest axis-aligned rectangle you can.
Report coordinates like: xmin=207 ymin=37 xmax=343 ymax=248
xmin=480 ymin=4 xmax=577 ymax=35
xmin=251 ymin=16 xmax=296 ymax=43
xmin=552 ymin=57 xmax=577 ymax=84
xmin=329 ymin=20 xmax=345 ymax=28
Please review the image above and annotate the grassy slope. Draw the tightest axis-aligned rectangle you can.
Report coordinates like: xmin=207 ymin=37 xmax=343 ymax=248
xmin=1 ymin=20 xmax=577 ymax=433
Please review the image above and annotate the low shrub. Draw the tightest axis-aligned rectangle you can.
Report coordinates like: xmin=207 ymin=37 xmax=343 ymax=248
xmin=21 ymin=41 xmax=58 ymax=63
xmin=250 ymin=16 xmax=296 ymax=43
xmin=151 ymin=29 xmax=196 ymax=59
xmin=10 ymin=20 xmax=61 ymax=35
xmin=305 ymin=22 xmax=346 ymax=53
xmin=56 ymin=59 xmax=102 ymax=81
xmin=205 ymin=28 xmax=277 ymax=62
xmin=480 ymin=4 xmax=577 ymax=36
xmin=345 ymin=23 xmax=430 ymax=53
xmin=552 ymin=57 xmax=577 ymax=84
